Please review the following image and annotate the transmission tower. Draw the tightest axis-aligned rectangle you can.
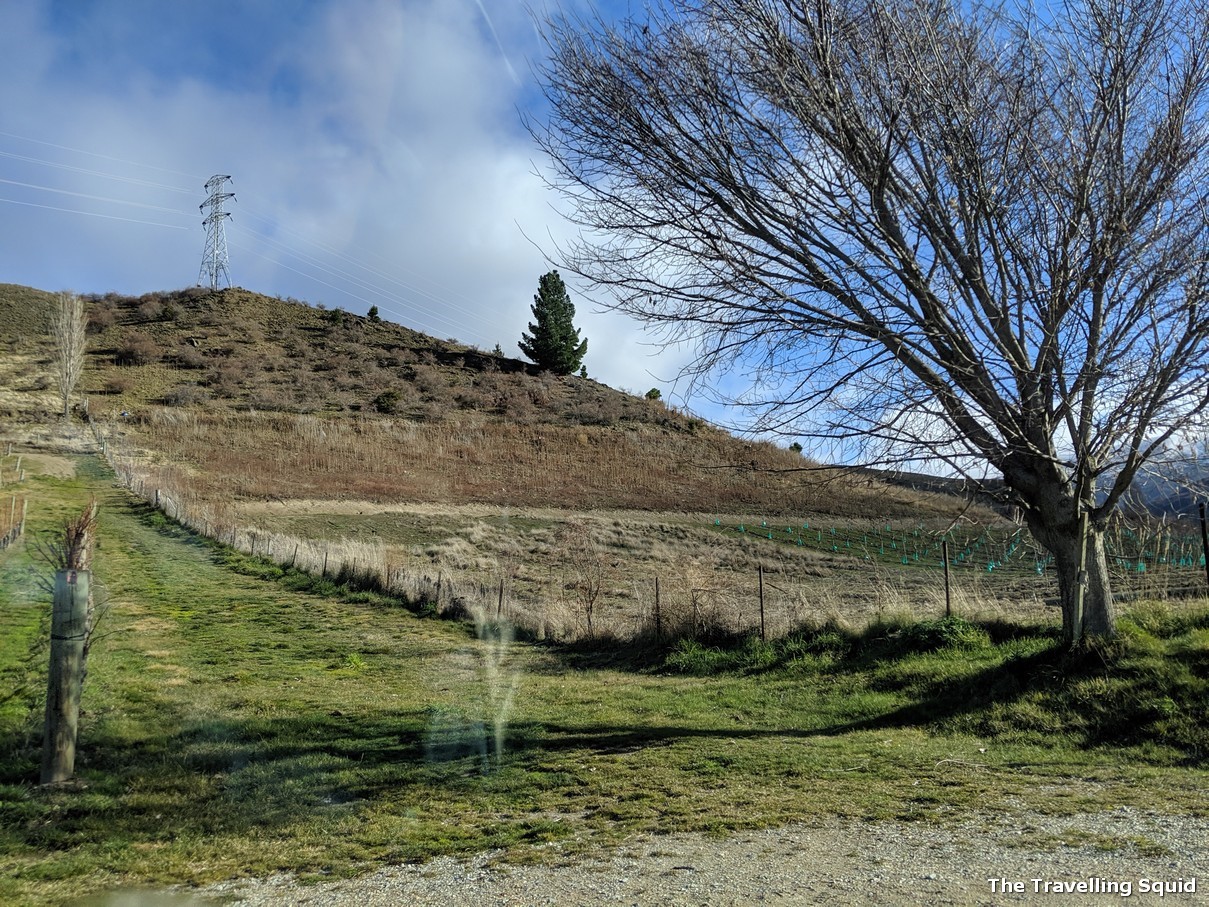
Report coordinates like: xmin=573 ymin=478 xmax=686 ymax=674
xmin=197 ymin=174 xmax=236 ymax=290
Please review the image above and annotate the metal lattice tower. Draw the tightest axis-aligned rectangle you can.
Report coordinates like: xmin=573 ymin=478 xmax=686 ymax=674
xmin=197 ymin=174 xmax=236 ymax=290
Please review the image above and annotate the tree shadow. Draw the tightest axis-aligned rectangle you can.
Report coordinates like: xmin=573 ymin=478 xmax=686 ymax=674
xmin=1 ymin=626 xmax=1201 ymax=867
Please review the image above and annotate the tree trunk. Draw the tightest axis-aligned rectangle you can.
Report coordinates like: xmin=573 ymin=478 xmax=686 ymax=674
xmin=1053 ymin=525 xmax=1115 ymax=644
xmin=1028 ymin=514 xmax=1116 ymax=645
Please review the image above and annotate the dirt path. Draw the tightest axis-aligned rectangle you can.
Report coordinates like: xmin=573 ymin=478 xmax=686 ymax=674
xmin=177 ymin=808 xmax=1207 ymax=906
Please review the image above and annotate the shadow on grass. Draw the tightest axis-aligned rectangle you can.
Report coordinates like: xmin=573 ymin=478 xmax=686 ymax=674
xmin=0 ymin=623 xmax=1203 ymax=874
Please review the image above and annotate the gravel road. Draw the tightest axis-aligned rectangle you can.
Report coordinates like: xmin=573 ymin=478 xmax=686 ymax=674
xmin=167 ymin=806 xmax=1207 ymax=906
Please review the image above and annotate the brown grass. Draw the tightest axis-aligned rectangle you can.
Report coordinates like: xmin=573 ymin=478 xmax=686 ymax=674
xmin=89 ymin=413 xmax=1040 ymax=642
xmin=105 ymin=408 xmax=956 ymax=518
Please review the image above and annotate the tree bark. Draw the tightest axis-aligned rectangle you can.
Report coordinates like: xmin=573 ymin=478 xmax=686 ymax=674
xmin=1022 ymin=501 xmax=1116 ymax=645
xmin=1048 ymin=524 xmax=1116 ymax=645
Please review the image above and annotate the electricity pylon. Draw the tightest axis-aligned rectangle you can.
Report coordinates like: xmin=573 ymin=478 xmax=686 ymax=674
xmin=197 ymin=174 xmax=235 ymax=290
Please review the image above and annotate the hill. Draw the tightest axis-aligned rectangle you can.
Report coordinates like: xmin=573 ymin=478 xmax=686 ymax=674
xmin=0 ymin=283 xmax=965 ymax=519
xmin=2 ymin=283 xmax=679 ymax=425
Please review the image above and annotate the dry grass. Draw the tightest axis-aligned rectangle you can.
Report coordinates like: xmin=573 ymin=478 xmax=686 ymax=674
xmin=91 ymin=409 xmax=1208 ymax=645
xmin=104 ymin=407 xmax=956 ymax=518
xmin=89 ymin=413 xmax=1049 ymax=642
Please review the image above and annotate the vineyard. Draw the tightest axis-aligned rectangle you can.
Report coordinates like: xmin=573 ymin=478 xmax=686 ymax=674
xmin=713 ymin=516 xmax=1209 ymax=587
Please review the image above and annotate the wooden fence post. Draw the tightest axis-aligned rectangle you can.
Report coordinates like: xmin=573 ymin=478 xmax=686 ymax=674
xmin=942 ymin=539 xmax=952 ymax=618
xmin=497 ymin=578 xmax=505 ymax=619
xmin=42 ymin=570 xmax=90 ymax=784
xmin=758 ymin=564 xmax=766 ymax=642
xmin=654 ymin=576 xmax=662 ymax=639
xmin=1200 ymin=503 xmax=1209 ymax=591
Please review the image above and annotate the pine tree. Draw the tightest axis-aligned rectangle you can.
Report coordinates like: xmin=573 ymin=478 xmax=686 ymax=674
xmin=518 ymin=270 xmax=587 ymax=375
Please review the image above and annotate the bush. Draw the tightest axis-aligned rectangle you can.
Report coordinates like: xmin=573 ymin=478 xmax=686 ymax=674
xmin=665 ymin=639 xmax=730 ymax=674
xmin=115 ymin=334 xmax=160 ymax=366
xmin=867 ymin=616 xmax=992 ymax=654
xmin=137 ymin=299 xmax=163 ymax=322
xmin=102 ymin=375 xmax=134 ymax=395
xmin=163 ymin=385 xmax=210 ymax=407
xmin=169 ymin=345 xmax=207 ymax=370
xmin=86 ymin=303 xmax=117 ymax=335
xmin=371 ymin=390 xmax=401 ymax=414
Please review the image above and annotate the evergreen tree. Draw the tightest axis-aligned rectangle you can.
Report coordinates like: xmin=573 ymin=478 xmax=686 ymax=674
xmin=518 ymin=270 xmax=587 ymax=375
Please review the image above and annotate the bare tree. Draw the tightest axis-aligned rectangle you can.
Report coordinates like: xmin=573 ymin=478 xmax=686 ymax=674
xmin=531 ymin=0 xmax=1209 ymax=643
xmin=50 ymin=292 xmax=87 ymax=419
xmin=557 ymin=520 xmax=609 ymax=638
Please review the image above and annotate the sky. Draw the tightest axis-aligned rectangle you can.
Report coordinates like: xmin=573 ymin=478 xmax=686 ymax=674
xmin=0 ymin=0 xmax=706 ymax=410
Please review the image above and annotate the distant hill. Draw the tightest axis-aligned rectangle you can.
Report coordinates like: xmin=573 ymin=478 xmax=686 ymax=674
xmin=1 ymin=284 xmax=690 ymax=428
xmin=0 ymin=283 xmax=976 ymax=519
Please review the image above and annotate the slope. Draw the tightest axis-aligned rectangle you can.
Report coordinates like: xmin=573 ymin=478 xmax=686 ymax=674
xmin=0 ymin=283 xmax=966 ymax=519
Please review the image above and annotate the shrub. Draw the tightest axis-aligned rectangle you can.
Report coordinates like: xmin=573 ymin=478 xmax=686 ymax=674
xmin=371 ymin=390 xmax=401 ymax=414
xmin=115 ymin=334 xmax=160 ymax=366
xmin=137 ymin=299 xmax=163 ymax=322
xmin=102 ymin=375 xmax=134 ymax=395
xmin=163 ymin=385 xmax=210 ymax=406
xmin=203 ymin=360 xmax=256 ymax=398
xmin=86 ymin=303 xmax=117 ymax=335
xmin=869 ymin=616 xmax=992 ymax=654
xmin=169 ymin=345 xmax=207 ymax=370
xmin=665 ymin=639 xmax=730 ymax=674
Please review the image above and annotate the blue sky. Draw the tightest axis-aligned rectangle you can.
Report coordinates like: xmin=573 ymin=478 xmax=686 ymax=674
xmin=0 ymin=0 xmax=703 ymax=407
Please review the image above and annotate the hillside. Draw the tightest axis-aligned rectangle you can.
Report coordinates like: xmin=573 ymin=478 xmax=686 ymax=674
xmin=0 ymin=283 xmax=972 ymax=519
xmin=1 ymin=283 xmax=679 ymax=424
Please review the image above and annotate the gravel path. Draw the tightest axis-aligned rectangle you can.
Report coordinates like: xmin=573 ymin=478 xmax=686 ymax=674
xmin=184 ymin=807 xmax=1206 ymax=906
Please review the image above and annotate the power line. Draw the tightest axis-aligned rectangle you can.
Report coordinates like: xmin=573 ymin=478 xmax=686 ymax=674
xmin=237 ymin=231 xmax=481 ymax=340
xmin=0 ymin=196 xmax=189 ymax=229
xmin=236 ymin=219 xmax=483 ymax=336
xmin=0 ymin=129 xmax=206 ymax=182
xmin=0 ymin=149 xmax=198 ymax=195
xmin=0 ymin=176 xmax=195 ymax=218
xmin=240 ymin=204 xmax=488 ymax=315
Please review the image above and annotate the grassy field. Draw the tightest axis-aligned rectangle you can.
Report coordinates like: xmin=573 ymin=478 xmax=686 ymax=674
xmin=0 ymin=454 xmax=1206 ymax=906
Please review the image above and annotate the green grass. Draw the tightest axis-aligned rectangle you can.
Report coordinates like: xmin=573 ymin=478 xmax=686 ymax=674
xmin=0 ymin=458 xmax=1206 ymax=905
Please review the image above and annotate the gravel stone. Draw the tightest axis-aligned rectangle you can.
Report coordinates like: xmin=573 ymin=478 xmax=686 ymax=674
xmin=185 ymin=807 xmax=1207 ymax=906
